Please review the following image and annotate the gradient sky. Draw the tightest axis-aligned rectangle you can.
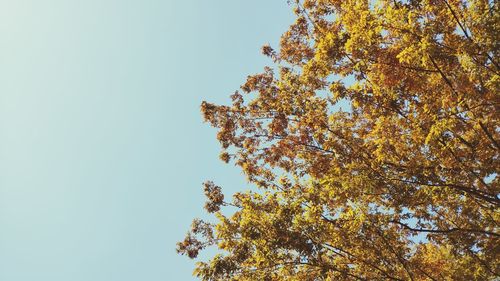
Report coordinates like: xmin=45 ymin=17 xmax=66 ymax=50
xmin=0 ymin=1 xmax=294 ymax=280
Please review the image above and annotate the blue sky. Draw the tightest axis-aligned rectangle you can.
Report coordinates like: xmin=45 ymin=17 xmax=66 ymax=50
xmin=0 ymin=1 xmax=294 ymax=280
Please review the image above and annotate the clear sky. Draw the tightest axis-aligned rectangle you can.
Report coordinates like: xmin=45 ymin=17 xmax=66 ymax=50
xmin=0 ymin=1 xmax=293 ymax=280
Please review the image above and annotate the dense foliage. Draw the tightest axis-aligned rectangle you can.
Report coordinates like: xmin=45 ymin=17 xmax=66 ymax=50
xmin=178 ymin=0 xmax=499 ymax=280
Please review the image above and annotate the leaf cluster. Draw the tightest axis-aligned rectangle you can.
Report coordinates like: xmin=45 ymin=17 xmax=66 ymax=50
xmin=179 ymin=0 xmax=500 ymax=280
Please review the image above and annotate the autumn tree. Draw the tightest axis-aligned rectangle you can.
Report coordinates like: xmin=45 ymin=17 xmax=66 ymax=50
xmin=178 ymin=0 xmax=499 ymax=280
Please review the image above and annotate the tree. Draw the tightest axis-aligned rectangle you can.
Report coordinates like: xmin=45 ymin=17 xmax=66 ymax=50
xmin=178 ymin=0 xmax=499 ymax=280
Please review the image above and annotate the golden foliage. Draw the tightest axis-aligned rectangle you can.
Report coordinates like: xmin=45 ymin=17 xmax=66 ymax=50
xmin=179 ymin=0 xmax=499 ymax=280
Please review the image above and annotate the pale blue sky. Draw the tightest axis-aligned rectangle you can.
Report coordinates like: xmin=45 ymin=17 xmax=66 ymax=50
xmin=0 ymin=1 xmax=293 ymax=280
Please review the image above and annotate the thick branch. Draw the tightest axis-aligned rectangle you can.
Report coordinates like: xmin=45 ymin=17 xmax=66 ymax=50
xmin=390 ymin=220 xmax=500 ymax=237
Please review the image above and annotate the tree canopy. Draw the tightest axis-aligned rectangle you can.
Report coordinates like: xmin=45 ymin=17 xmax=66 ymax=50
xmin=178 ymin=0 xmax=499 ymax=280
